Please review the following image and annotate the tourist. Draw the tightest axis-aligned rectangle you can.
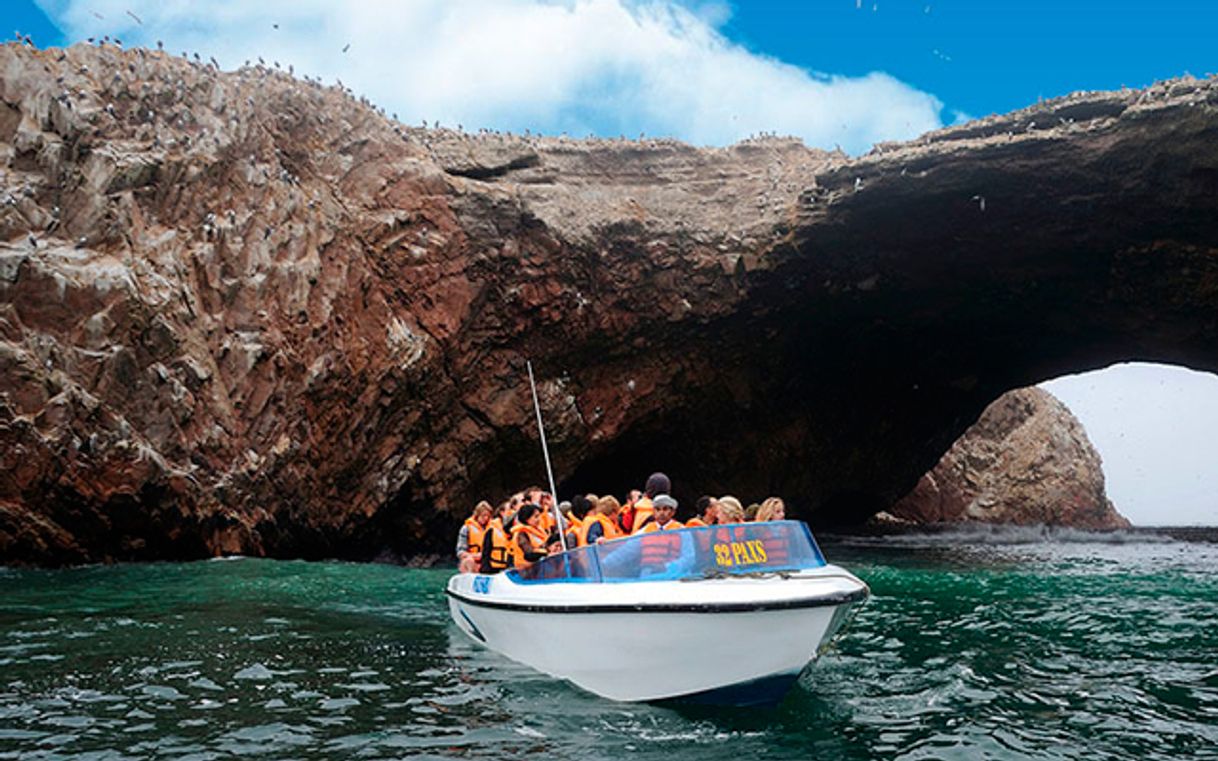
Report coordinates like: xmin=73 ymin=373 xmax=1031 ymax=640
xmin=456 ymin=501 xmax=493 ymax=573
xmin=583 ymin=495 xmax=624 ymax=545
xmin=755 ymin=497 xmax=790 ymax=564
xmin=509 ymin=503 xmax=551 ymax=568
xmin=618 ymin=489 xmax=642 ymax=534
xmin=716 ymin=496 xmax=745 ymax=524
xmin=565 ymin=495 xmax=591 ymax=547
xmin=636 ymin=494 xmax=683 ymax=533
xmin=745 ymin=503 xmax=760 ymax=521
xmin=637 ymin=494 xmax=686 ymax=572
xmin=629 ymin=472 xmax=670 ymax=534
xmin=479 ymin=504 xmax=513 ymax=573
xmin=685 ymin=495 xmax=718 ymax=527
xmin=756 ymin=497 xmax=786 ymax=522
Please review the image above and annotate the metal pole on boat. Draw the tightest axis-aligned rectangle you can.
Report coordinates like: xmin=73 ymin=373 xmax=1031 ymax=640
xmin=527 ymin=361 xmax=568 ymax=553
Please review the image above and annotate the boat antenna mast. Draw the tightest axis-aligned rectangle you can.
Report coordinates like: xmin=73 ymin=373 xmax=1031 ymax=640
xmin=527 ymin=361 xmax=568 ymax=553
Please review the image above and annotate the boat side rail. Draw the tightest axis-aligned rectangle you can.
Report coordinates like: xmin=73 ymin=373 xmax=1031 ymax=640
xmin=510 ymin=520 xmax=828 ymax=584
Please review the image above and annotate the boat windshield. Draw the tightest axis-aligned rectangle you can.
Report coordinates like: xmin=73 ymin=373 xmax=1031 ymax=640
xmin=509 ymin=520 xmax=827 ymax=583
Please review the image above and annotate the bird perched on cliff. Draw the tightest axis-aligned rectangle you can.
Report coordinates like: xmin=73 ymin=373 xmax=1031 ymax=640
xmin=854 ymin=177 xmax=864 ymax=191
xmin=972 ymin=195 xmax=987 ymax=212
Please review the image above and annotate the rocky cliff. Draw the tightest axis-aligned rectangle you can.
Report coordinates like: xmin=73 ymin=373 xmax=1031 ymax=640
xmin=2 ymin=43 xmax=1215 ymax=565
xmin=883 ymin=388 xmax=1129 ymax=529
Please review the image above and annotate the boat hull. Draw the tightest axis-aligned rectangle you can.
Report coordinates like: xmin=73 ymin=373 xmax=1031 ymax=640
xmin=446 ymin=568 xmax=866 ymax=704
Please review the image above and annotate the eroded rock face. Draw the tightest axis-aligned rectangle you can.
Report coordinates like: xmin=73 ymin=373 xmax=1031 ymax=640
xmin=1 ymin=43 xmax=1214 ymax=564
xmin=883 ymin=388 xmax=1130 ymax=529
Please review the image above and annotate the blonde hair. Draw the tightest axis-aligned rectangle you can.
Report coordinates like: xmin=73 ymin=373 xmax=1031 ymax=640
xmin=472 ymin=500 xmax=493 ymax=519
xmin=597 ymin=495 xmax=621 ymax=516
xmin=717 ymin=496 xmax=745 ymax=524
xmin=756 ymin=497 xmax=785 ymax=523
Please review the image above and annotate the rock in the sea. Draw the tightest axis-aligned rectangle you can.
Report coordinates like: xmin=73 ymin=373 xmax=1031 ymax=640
xmin=885 ymin=388 xmax=1130 ymax=529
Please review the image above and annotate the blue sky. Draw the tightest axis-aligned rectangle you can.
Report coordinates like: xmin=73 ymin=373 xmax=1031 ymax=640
xmin=11 ymin=1 xmax=1218 ymax=138
xmin=5 ymin=0 xmax=1218 ymax=524
xmin=722 ymin=1 xmax=1218 ymax=120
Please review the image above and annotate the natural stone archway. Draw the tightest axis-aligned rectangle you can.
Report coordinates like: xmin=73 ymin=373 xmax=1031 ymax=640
xmin=2 ymin=43 xmax=1217 ymax=564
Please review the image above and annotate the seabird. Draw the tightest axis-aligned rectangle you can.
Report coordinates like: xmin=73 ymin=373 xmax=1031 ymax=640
xmin=127 ymin=10 xmax=143 ymax=25
xmin=972 ymin=194 xmax=986 ymax=212
xmin=342 ymin=43 xmax=350 ymax=53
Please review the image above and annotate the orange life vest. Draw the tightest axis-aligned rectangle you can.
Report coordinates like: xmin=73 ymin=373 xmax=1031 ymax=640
xmin=510 ymin=523 xmax=550 ymax=569
xmin=565 ymin=515 xmax=587 ymax=546
xmin=482 ymin=518 xmax=511 ymax=571
xmin=579 ymin=513 xmax=622 ymax=545
xmin=463 ymin=517 xmax=487 ymax=555
xmin=538 ymin=508 xmax=557 ymax=534
xmin=630 ymin=497 xmax=655 ymax=535
xmin=637 ymin=520 xmax=684 ymax=533
xmin=685 ymin=517 xmax=708 ymax=528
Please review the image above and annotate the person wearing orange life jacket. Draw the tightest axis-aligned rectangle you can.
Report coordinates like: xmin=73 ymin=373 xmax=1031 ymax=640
xmin=629 ymin=472 xmax=670 ymax=535
xmin=581 ymin=495 xmax=624 ymax=546
xmin=456 ymin=501 xmax=493 ymax=573
xmin=637 ymin=494 xmax=689 ymax=572
xmin=535 ymin=490 xmax=558 ymax=534
xmin=618 ymin=489 xmax=642 ymax=534
xmin=636 ymin=494 xmax=684 ymax=534
xmin=564 ymin=495 xmax=592 ymax=548
xmin=509 ymin=503 xmax=552 ymax=569
xmin=754 ymin=496 xmax=791 ymax=565
xmin=684 ymin=495 xmax=719 ymax=528
xmin=478 ymin=500 xmax=515 ymax=573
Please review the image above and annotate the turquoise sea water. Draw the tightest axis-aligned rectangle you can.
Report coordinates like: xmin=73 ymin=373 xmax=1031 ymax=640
xmin=1 ymin=531 xmax=1216 ymax=760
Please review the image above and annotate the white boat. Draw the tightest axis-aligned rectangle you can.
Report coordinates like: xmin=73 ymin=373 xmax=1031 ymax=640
xmin=446 ymin=520 xmax=868 ymax=705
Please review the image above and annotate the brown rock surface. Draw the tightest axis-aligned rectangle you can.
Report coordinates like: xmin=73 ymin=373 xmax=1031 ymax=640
xmin=1 ymin=43 xmax=1215 ymax=564
xmin=885 ymin=388 xmax=1130 ymax=529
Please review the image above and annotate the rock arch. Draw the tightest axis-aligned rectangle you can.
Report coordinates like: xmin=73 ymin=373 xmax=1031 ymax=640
xmin=2 ymin=44 xmax=1217 ymax=563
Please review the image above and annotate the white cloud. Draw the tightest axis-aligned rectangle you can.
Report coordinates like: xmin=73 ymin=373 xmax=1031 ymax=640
xmin=38 ymin=0 xmax=945 ymax=153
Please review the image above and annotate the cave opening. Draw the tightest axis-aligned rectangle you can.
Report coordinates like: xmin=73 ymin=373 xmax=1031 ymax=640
xmin=1038 ymin=361 xmax=1218 ymax=528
